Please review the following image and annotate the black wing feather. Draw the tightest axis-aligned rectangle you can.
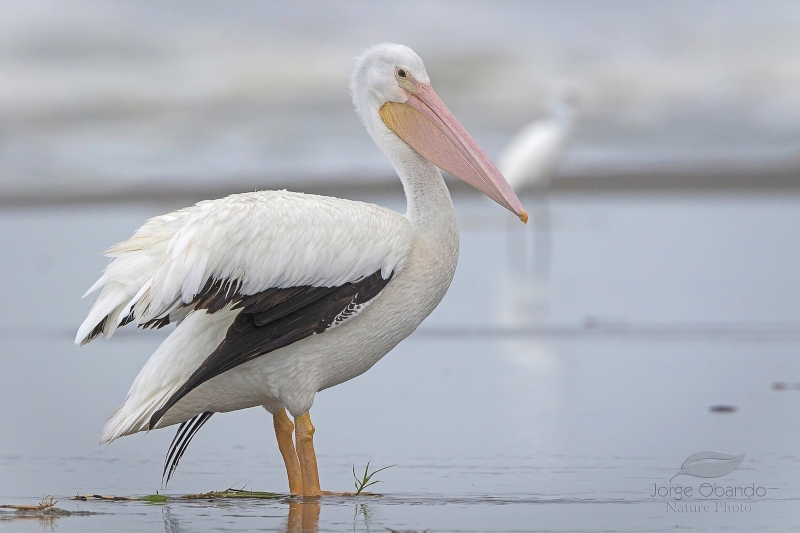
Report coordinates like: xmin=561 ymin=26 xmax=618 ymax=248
xmin=162 ymin=411 xmax=213 ymax=486
xmin=149 ymin=269 xmax=392 ymax=430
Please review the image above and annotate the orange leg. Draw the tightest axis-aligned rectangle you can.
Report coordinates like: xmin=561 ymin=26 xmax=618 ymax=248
xmin=286 ymin=500 xmax=320 ymax=533
xmin=273 ymin=409 xmax=304 ymax=496
xmin=294 ymin=413 xmax=322 ymax=496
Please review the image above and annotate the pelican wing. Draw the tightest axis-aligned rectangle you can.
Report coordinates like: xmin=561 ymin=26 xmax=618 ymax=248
xmin=149 ymin=268 xmax=393 ymax=429
xmin=82 ymin=191 xmax=412 ymax=444
xmin=76 ymin=190 xmax=412 ymax=345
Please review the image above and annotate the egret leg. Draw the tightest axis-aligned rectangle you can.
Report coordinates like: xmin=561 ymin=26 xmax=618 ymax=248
xmin=294 ymin=413 xmax=322 ymax=496
xmin=273 ymin=409 xmax=304 ymax=496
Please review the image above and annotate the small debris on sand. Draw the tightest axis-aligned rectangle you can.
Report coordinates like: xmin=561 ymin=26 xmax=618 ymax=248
xmin=0 ymin=496 xmax=59 ymax=512
xmin=70 ymin=494 xmax=139 ymax=501
xmin=772 ymin=381 xmax=800 ymax=391
xmin=181 ymin=488 xmax=283 ymax=500
xmin=0 ymin=496 xmax=71 ymax=518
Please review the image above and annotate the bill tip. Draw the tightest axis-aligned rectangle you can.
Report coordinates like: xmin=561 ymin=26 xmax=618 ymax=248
xmin=519 ymin=209 xmax=528 ymax=224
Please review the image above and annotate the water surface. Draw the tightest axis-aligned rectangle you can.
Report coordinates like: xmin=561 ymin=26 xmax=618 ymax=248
xmin=0 ymin=192 xmax=798 ymax=531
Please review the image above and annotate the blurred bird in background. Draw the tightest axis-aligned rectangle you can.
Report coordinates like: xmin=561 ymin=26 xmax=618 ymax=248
xmin=497 ymin=86 xmax=578 ymax=325
xmin=499 ymin=89 xmax=577 ymax=198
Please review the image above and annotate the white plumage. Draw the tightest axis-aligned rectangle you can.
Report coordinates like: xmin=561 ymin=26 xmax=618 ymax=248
xmin=77 ymin=43 xmax=525 ymax=494
xmin=77 ymin=191 xmax=412 ymax=345
xmin=78 ymin=191 xmax=414 ymax=444
xmin=498 ymin=97 xmax=575 ymax=193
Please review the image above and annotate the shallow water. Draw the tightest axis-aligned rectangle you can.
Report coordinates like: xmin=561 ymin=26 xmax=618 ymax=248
xmin=0 ymin=192 xmax=799 ymax=531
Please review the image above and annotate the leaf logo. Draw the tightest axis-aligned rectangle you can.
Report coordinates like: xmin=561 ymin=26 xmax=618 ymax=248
xmin=671 ymin=451 xmax=746 ymax=482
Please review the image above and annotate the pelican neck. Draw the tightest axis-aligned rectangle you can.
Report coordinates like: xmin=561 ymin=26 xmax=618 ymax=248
xmin=378 ymin=140 xmax=456 ymax=231
xmin=402 ymin=167 xmax=455 ymax=230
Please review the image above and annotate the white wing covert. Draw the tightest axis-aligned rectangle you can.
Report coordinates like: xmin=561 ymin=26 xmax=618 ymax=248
xmin=76 ymin=191 xmax=413 ymax=346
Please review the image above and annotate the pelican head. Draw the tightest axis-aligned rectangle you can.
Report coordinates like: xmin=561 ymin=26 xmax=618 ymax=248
xmin=351 ymin=43 xmax=527 ymax=223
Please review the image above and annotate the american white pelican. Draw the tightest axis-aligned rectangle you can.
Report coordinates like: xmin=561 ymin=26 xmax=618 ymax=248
xmin=76 ymin=43 xmax=526 ymax=496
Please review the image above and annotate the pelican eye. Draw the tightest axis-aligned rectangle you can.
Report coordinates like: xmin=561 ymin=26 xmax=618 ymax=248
xmin=396 ymin=68 xmax=407 ymax=79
